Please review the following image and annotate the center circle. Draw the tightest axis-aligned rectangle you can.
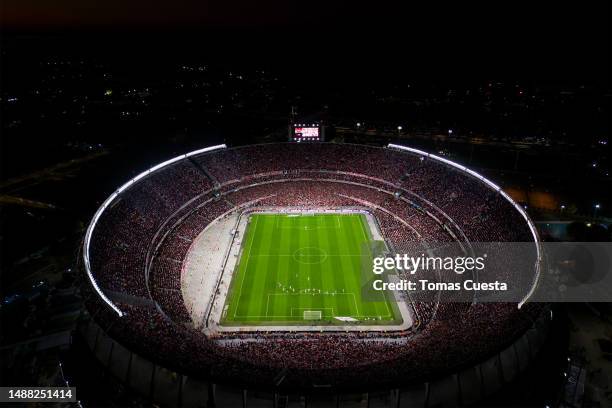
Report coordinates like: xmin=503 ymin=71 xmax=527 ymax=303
xmin=293 ymin=247 xmax=328 ymax=264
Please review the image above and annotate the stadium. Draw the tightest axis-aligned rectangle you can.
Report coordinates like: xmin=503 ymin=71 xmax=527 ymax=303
xmin=80 ymin=142 xmax=549 ymax=406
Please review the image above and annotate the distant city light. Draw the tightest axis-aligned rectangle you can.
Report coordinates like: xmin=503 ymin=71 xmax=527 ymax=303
xmin=448 ymin=129 xmax=453 ymax=135
xmin=595 ymin=204 xmax=600 ymax=209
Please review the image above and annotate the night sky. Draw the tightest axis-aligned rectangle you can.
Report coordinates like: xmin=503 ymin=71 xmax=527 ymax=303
xmin=2 ymin=2 xmax=610 ymax=82
xmin=3 ymin=1 xmax=350 ymax=27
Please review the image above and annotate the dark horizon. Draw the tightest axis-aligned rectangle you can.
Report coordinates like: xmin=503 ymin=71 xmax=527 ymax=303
xmin=2 ymin=1 xmax=611 ymax=82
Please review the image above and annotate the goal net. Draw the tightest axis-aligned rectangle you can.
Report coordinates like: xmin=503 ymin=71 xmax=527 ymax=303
xmin=303 ymin=310 xmax=322 ymax=320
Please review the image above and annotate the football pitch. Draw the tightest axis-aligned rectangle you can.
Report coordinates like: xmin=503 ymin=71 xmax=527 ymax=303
xmin=220 ymin=213 xmax=402 ymax=326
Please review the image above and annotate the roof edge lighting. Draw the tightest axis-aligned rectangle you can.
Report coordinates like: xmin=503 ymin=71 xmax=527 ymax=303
xmin=387 ymin=143 xmax=542 ymax=309
xmin=82 ymin=144 xmax=227 ymax=317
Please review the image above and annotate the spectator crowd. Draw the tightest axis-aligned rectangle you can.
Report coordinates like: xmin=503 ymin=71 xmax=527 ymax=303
xmin=84 ymin=143 xmax=541 ymax=389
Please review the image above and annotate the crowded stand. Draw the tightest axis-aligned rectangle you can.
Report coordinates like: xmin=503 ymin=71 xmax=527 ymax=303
xmin=83 ymin=142 xmax=542 ymax=389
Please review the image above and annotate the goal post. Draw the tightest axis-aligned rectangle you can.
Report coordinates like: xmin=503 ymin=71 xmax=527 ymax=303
xmin=303 ymin=310 xmax=322 ymax=320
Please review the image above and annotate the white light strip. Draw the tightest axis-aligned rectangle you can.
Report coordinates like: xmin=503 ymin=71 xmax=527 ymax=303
xmin=82 ymin=144 xmax=226 ymax=316
xmin=185 ymin=144 xmax=228 ymax=157
xmin=388 ymin=143 xmax=542 ymax=308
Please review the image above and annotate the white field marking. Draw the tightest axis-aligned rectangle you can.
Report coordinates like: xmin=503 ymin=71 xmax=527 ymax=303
xmin=303 ymin=310 xmax=323 ymax=320
xmin=267 ymin=292 xmax=356 ymax=296
xmin=231 ymin=316 xmax=392 ymax=319
xmin=381 ymin=291 xmax=392 ymax=316
xmin=238 ymin=295 xmax=391 ymax=320
xmin=291 ymin=307 xmax=334 ymax=317
xmin=356 ymin=216 xmax=393 ymax=317
xmin=233 ymin=315 xmax=303 ymax=318
xmin=350 ymin=291 xmax=361 ymax=317
xmin=235 ymin=311 xmax=391 ymax=319
xmin=292 ymin=246 xmax=328 ymax=265
xmin=234 ymin=314 xmax=392 ymax=319
xmin=230 ymin=315 xmax=391 ymax=320
xmin=233 ymin=215 xmax=259 ymax=319
xmin=251 ymin=254 xmax=363 ymax=257
xmin=274 ymin=215 xmax=342 ymax=230
xmin=264 ymin=292 xmax=376 ymax=319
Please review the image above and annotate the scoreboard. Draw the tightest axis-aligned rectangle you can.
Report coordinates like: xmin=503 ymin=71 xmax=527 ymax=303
xmin=291 ymin=123 xmax=323 ymax=142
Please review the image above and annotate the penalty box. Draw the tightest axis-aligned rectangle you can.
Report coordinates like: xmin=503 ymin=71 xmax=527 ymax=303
xmin=207 ymin=208 xmax=414 ymax=333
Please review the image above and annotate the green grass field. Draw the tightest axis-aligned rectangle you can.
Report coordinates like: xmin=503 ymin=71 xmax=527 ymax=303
xmin=220 ymin=213 xmax=401 ymax=326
